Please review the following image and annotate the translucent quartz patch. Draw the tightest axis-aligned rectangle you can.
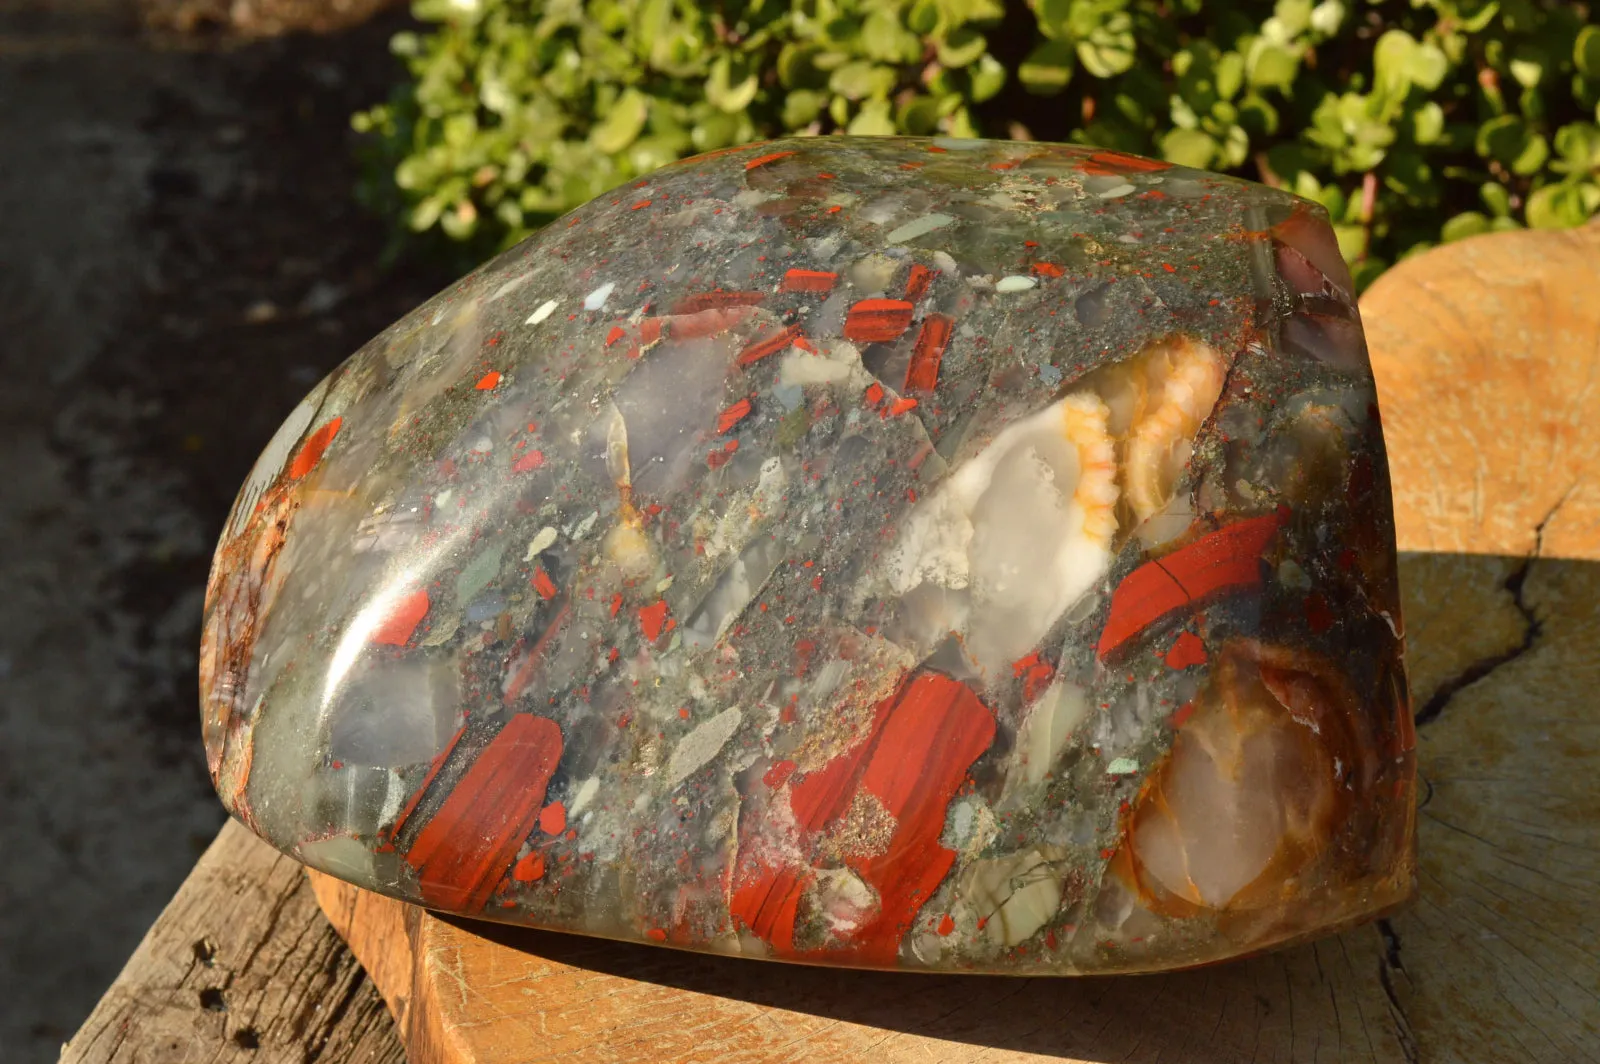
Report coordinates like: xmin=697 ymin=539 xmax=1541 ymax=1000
xmin=200 ymin=136 xmax=1415 ymax=975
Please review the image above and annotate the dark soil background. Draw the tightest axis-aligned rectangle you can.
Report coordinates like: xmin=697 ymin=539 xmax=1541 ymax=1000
xmin=0 ymin=2 xmax=447 ymax=1057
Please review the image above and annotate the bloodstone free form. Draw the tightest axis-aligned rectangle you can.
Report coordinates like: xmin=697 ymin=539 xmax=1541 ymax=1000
xmin=200 ymin=136 xmax=1416 ymax=975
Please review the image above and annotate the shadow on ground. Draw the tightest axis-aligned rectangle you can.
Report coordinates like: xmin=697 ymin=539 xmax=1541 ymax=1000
xmin=0 ymin=3 xmax=444 ymax=1057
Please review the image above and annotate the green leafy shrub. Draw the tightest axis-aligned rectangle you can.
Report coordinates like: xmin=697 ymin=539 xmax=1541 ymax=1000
xmin=356 ymin=0 xmax=1600 ymax=286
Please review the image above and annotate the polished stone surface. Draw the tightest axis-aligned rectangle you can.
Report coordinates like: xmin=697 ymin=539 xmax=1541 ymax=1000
xmin=201 ymin=136 xmax=1415 ymax=974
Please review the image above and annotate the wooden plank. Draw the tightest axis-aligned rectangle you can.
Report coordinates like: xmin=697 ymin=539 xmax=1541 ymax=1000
xmin=60 ymin=819 xmax=404 ymax=1064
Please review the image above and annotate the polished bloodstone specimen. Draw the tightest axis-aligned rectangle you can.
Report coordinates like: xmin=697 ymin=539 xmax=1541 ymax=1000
xmin=200 ymin=136 xmax=1416 ymax=974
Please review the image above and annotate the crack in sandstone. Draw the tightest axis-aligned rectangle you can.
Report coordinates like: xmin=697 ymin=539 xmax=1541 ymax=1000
xmin=1412 ymin=487 xmax=1574 ymax=728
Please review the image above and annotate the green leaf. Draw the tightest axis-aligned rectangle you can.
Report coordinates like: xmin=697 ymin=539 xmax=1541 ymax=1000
xmin=1526 ymin=182 xmax=1589 ymax=228
xmin=1309 ymin=0 xmax=1344 ymax=36
xmin=1170 ymin=95 xmax=1200 ymax=131
xmin=938 ymin=27 xmax=988 ymax=68
xmin=1161 ymin=128 xmax=1217 ymax=168
xmin=1480 ymin=181 xmax=1512 ymax=217
xmin=1172 ymin=42 xmax=1220 ymax=115
xmin=442 ymin=112 xmax=478 ymax=151
xmin=1406 ymin=42 xmax=1449 ymax=92
xmin=897 ymin=94 xmax=944 ymax=135
xmin=946 ymin=103 xmax=979 ymax=138
xmin=1458 ymin=3 xmax=1501 ymax=34
xmin=944 ymin=0 xmax=1005 ymax=21
xmin=783 ymin=89 xmax=826 ymax=129
xmin=1078 ymin=37 xmax=1135 ymax=78
xmin=811 ymin=50 xmax=851 ymax=73
xmin=493 ymin=198 xmax=523 ymax=230
xmin=591 ymin=89 xmax=649 ymax=153
xmin=649 ymin=26 xmax=705 ymax=78
xmin=1509 ymin=56 xmax=1542 ymax=90
xmin=1337 ymin=143 xmax=1388 ymax=176
xmin=1372 ymin=29 xmax=1416 ymax=97
xmin=691 ymin=109 xmax=740 ymax=151
xmin=1332 ymin=223 xmax=1367 ymax=264
xmin=705 ymin=55 xmax=759 ymax=113
xmin=1019 ymin=39 xmax=1075 ymax=95
xmin=1339 ymin=92 xmax=1397 ymax=152
xmin=410 ymin=192 xmax=447 ymax=232
xmin=1477 ymin=114 xmax=1548 ymax=175
xmin=906 ymin=0 xmax=940 ymax=35
xmin=632 ymin=132 xmax=690 ymax=170
xmin=848 ymin=98 xmax=897 ymax=136
xmin=862 ymin=9 xmax=920 ymax=64
xmin=1218 ymin=122 xmax=1250 ymax=168
xmin=1307 ymin=94 xmax=1348 ymax=149
xmin=1517 ymin=81 xmax=1545 ymax=124
xmin=1239 ymin=93 xmax=1280 ymax=136
xmin=829 ymin=61 xmax=895 ymax=101
xmin=1033 ymin=0 xmax=1073 ymax=40
xmin=821 ymin=15 xmax=864 ymax=49
xmin=1288 ymin=168 xmax=1321 ymax=199
xmin=1554 ymin=122 xmax=1600 ymax=168
xmin=634 ymin=0 xmax=673 ymax=43
xmin=777 ymin=43 xmax=828 ymax=89
xmin=968 ymin=53 xmax=1007 ymax=102
xmin=1441 ymin=211 xmax=1492 ymax=242
xmin=1516 ymin=133 xmax=1551 ymax=175
xmin=1170 ymin=43 xmax=1200 ymax=79
xmin=439 ymin=199 xmax=477 ymax=240
xmin=1215 ymin=51 xmax=1245 ymax=101
xmin=393 ymin=154 xmax=429 ymax=193
xmin=1576 ymin=25 xmax=1600 ymax=78
xmin=1412 ymin=101 xmax=1444 ymax=144
xmin=1273 ymin=0 xmax=1312 ymax=38
xmin=1248 ymin=41 xmax=1300 ymax=91
xmin=1382 ymin=150 xmax=1433 ymax=201
xmin=1076 ymin=12 xmax=1136 ymax=78
xmin=1342 ymin=143 xmax=1387 ymax=175
xmin=1112 ymin=90 xmax=1149 ymax=124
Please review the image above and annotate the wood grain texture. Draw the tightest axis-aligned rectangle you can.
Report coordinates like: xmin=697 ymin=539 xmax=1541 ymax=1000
xmin=1361 ymin=221 xmax=1600 ymax=560
xmin=295 ymin=223 xmax=1586 ymax=1063
xmin=60 ymin=819 xmax=405 ymax=1064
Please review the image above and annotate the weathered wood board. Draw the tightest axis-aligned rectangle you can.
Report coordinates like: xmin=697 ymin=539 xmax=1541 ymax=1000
xmin=58 ymin=819 xmax=405 ymax=1064
xmin=307 ymin=224 xmax=1600 ymax=1063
